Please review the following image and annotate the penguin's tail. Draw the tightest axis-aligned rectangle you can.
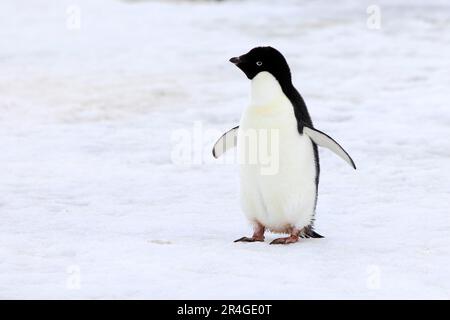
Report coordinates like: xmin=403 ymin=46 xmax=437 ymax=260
xmin=300 ymin=226 xmax=324 ymax=239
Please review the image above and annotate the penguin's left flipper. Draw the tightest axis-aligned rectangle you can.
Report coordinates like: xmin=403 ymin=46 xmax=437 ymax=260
xmin=212 ymin=126 xmax=239 ymax=158
xmin=303 ymin=126 xmax=356 ymax=170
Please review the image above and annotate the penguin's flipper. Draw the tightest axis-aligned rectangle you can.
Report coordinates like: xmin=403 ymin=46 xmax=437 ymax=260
xmin=212 ymin=126 xmax=239 ymax=158
xmin=303 ymin=126 xmax=356 ymax=169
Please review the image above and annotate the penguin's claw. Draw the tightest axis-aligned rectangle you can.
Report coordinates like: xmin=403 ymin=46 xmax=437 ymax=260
xmin=270 ymin=235 xmax=299 ymax=245
xmin=234 ymin=236 xmax=264 ymax=243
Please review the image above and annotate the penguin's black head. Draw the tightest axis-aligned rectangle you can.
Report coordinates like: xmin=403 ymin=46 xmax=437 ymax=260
xmin=229 ymin=46 xmax=291 ymax=83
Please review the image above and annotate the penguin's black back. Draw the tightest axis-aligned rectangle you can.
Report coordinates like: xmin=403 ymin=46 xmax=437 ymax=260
xmin=282 ymin=84 xmax=321 ymax=211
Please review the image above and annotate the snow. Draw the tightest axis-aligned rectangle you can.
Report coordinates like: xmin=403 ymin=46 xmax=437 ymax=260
xmin=1 ymin=0 xmax=450 ymax=299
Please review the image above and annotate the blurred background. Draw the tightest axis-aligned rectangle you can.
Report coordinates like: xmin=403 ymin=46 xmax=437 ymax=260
xmin=1 ymin=0 xmax=449 ymax=299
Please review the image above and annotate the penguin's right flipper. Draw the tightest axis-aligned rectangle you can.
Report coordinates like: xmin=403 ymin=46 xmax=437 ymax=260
xmin=212 ymin=126 xmax=239 ymax=158
xmin=303 ymin=126 xmax=356 ymax=170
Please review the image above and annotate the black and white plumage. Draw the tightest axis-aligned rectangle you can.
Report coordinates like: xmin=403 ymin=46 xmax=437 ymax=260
xmin=213 ymin=47 xmax=356 ymax=243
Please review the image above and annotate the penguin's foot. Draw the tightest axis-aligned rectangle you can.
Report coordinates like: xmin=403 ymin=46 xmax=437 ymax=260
xmin=234 ymin=222 xmax=265 ymax=243
xmin=234 ymin=236 xmax=264 ymax=243
xmin=270 ymin=234 xmax=299 ymax=245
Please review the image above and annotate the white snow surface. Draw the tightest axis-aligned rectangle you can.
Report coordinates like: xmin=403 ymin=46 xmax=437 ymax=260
xmin=1 ymin=0 xmax=450 ymax=299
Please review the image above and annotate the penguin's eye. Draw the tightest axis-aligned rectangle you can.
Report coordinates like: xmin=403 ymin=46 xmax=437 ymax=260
xmin=256 ymin=61 xmax=263 ymax=66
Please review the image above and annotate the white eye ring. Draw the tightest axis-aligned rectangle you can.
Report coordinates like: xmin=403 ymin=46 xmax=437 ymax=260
xmin=256 ymin=61 xmax=263 ymax=66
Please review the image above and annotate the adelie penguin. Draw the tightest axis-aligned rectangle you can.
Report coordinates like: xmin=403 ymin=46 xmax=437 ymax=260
xmin=213 ymin=46 xmax=356 ymax=245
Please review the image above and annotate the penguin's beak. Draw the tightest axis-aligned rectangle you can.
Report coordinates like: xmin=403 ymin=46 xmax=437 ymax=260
xmin=229 ymin=56 xmax=241 ymax=65
xmin=230 ymin=54 xmax=252 ymax=79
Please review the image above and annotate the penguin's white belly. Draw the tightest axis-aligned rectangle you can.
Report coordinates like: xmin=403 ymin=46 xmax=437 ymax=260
xmin=238 ymin=74 xmax=317 ymax=232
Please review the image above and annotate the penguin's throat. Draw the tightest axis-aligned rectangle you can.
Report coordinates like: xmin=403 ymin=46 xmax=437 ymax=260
xmin=250 ymin=71 xmax=284 ymax=108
